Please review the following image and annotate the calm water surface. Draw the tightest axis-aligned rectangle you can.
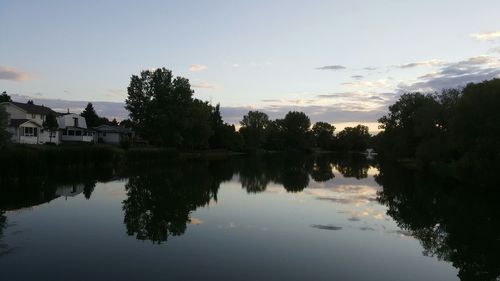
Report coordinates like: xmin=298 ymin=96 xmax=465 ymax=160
xmin=0 ymin=155 xmax=497 ymax=281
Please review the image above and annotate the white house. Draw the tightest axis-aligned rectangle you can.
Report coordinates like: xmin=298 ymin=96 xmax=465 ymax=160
xmin=58 ymin=113 xmax=94 ymax=143
xmin=1 ymin=101 xmax=94 ymax=144
xmin=94 ymin=124 xmax=132 ymax=144
xmin=1 ymin=101 xmax=54 ymax=144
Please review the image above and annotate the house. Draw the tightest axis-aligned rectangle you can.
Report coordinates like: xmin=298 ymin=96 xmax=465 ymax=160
xmin=94 ymin=124 xmax=132 ymax=144
xmin=0 ymin=101 xmax=55 ymax=144
xmin=58 ymin=113 xmax=94 ymax=143
xmin=0 ymin=101 xmax=94 ymax=144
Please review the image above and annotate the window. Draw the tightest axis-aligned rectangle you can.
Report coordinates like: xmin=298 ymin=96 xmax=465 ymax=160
xmin=62 ymin=130 xmax=67 ymax=136
xmin=75 ymin=130 xmax=82 ymax=136
xmin=68 ymin=130 xmax=75 ymax=136
xmin=31 ymin=113 xmax=36 ymax=119
xmin=73 ymin=117 xmax=79 ymax=127
xmin=23 ymin=127 xmax=38 ymax=137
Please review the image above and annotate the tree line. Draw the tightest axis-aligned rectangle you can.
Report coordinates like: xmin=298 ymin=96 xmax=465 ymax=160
xmin=124 ymin=68 xmax=372 ymax=151
xmin=374 ymin=78 xmax=500 ymax=178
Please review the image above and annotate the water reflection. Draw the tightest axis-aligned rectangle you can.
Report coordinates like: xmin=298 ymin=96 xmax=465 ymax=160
xmin=376 ymin=161 xmax=500 ymax=281
xmin=122 ymin=160 xmax=233 ymax=243
xmin=0 ymin=155 xmax=497 ymax=280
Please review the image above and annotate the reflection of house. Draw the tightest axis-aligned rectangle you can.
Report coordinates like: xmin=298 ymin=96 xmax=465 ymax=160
xmin=94 ymin=125 xmax=132 ymax=144
xmin=1 ymin=101 xmax=94 ymax=144
xmin=55 ymin=184 xmax=84 ymax=198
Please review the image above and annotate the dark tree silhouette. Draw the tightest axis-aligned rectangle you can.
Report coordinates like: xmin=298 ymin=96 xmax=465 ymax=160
xmin=0 ymin=91 xmax=12 ymax=102
xmin=43 ymin=111 xmax=58 ymax=144
xmin=80 ymin=103 xmax=100 ymax=127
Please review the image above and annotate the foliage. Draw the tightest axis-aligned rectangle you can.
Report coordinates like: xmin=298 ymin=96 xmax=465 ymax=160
xmin=125 ymin=68 xmax=214 ymax=148
xmin=0 ymin=105 xmax=10 ymax=147
xmin=281 ymin=111 xmax=312 ymax=150
xmin=0 ymin=91 xmax=12 ymax=103
xmin=42 ymin=111 xmax=59 ymax=143
xmin=80 ymin=103 xmax=100 ymax=127
xmin=377 ymin=78 xmax=500 ymax=176
xmin=239 ymin=111 xmax=269 ymax=149
xmin=336 ymin=124 xmax=370 ymax=151
xmin=312 ymin=122 xmax=335 ymax=150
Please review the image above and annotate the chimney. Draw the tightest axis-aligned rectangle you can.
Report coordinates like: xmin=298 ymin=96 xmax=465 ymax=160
xmin=67 ymin=108 xmax=70 ymax=114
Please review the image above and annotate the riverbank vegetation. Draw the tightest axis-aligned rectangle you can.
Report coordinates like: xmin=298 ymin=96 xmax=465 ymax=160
xmin=375 ymin=78 xmax=500 ymax=179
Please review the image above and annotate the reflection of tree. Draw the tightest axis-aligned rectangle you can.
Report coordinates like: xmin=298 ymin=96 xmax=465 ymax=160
xmin=83 ymin=181 xmax=96 ymax=200
xmin=335 ymin=154 xmax=370 ymax=179
xmin=122 ymin=160 xmax=232 ymax=243
xmin=376 ymin=162 xmax=500 ymax=281
xmin=310 ymin=155 xmax=335 ymax=182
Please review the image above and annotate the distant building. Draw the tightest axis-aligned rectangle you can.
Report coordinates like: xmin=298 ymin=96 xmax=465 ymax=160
xmin=94 ymin=124 xmax=132 ymax=144
xmin=1 ymin=101 xmax=94 ymax=144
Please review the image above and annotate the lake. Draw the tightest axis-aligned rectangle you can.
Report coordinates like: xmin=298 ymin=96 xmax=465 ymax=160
xmin=0 ymin=154 xmax=498 ymax=281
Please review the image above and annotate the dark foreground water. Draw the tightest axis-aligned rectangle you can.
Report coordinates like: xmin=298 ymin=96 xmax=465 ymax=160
xmin=0 ymin=155 xmax=498 ymax=281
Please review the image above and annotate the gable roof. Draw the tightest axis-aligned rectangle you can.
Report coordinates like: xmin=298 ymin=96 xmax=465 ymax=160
xmin=7 ymin=101 xmax=55 ymax=115
xmin=9 ymin=119 xmax=42 ymax=127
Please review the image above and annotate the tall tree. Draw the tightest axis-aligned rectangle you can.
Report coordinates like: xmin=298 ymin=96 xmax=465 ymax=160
xmin=0 ymin=91 xmax=12 ymax=103
xmin=337 ymin=125 xmax=370 ymax=151
xmin=42 ymin=112 xmax=59 ymax=144
xmin=281 ymin=111 xmax=312 ymax=150
xmin=312 ymin=122 xmax=335 ymax=150
xmin=239 ymin=111 xmax=269 ymax=149
xmin=125 ymin=68 xmax=211 ymax=147
xmin=80 ymin=103 xmax=100 ymax=127
xmin=0 ymin=105 xmax=10 ymax=147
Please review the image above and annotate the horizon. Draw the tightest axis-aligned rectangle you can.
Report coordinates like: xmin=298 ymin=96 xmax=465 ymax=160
xmin=1 ymin=1 xmax=500 ymax=132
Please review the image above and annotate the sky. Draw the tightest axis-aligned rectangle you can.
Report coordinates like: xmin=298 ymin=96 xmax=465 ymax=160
xmin=1 ymin=0 xmax=500 ymax=131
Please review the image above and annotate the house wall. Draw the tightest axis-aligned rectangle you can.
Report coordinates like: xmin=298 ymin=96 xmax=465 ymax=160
xmin=1 ymin=103 xmax=45 ymax=125
xmin=98 ymin=132 xmax=121 ymax=144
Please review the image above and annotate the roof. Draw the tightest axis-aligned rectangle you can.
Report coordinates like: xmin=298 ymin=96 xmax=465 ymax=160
xmin=9 ymin=119 xmax=41 ymax=127
xmin=94 ymin=125 xmax=132 ymax=134
xmin=7 ymin=101 xmax=55 ymax=115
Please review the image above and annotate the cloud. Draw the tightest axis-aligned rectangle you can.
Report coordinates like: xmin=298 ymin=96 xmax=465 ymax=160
xmin=399 ymin=55 xmax=500 ymax=92
xmin=189 ymin=64 xmax=208 ymax=72
xmin=192 ymin=81 xmax=217 ymax=89
xmin=0 ymin=66 xmax=31 ymax=81
xmin=363 ymin=67 xmax=378 ymax=71
xmin=470 ymin=30 xmax=500 ymax=41
xmin=316 ymin=65 xmax=346 ymax=70
xmin=487 ymin=46 xmax=500 ymax=54
xmin=393 ymin=59 xmax=444 ymax=69
xmin=351 ymin=75 xmax=364 ymax=80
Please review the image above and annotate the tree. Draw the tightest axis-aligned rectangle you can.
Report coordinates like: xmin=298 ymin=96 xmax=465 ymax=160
xmin=27 ymin=100 xmax=34 ymax=105
xmin=209 ymin=104 xmax=242 ymax=150
xmin=239 ymin=111 xmax=269 ymax=149
xmin=337 ymin=125 xmax=370 ymax=151
xmin=378 ymin=93 xmax=443 ymax=158
xmin=125 ymin=68 xmax=210 ymax=147
xmin=312 ymin=122 xmax=335 ymax=150
xmin=80 ymin=103 xmax=100 ymax=127
xmin=0 ymin=105 xmax=10 ymax=147
xmin=281 ymin=111 xmax=312 ymax=150
xmin=42 ymin=112 xmax=59 ymax=144
xmin=0 ymin=91 xmax=11 ymax=103
xmin=111 ymin=118 xmax=119 ymax=126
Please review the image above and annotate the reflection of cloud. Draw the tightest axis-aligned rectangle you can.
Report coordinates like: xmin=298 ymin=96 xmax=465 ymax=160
xmin=388 ymin=229 xmax=413 ymax=237
xmin=189 ymin=217 xmax=203 ymax=225
xmin=348 ymin=217 xmax=361 ymax=221
xmin=359 ymin=226 xmax=375 ymax=231
xmin=0 ymin=66 xmax=31 ymax=81
xmin=470 ymin=30 xmax=500 ymax=41
xmin=189 ymin=64 xmax=207 ymax=72
xmin=316 ymin=65 xmax=346 ymax=70
xmin=311 ymin=224 xmax=342 ymax=230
